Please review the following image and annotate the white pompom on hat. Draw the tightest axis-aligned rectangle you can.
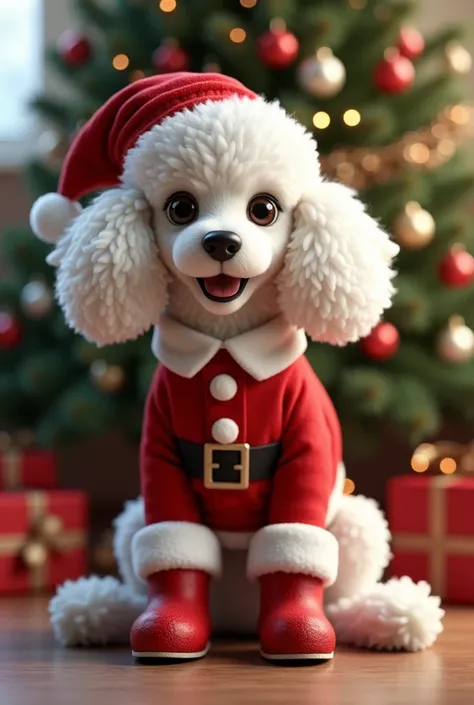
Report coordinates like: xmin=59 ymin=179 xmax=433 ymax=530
xmin=30 ymin=194 xmax=82 ymax=244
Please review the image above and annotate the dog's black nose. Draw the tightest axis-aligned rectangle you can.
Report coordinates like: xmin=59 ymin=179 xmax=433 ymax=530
xmin=202 ymin=231 xmax=242 ymax=262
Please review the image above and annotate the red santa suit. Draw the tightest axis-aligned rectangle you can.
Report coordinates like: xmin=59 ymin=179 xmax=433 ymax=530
xmin=132 ymin=313 xmax=344 ymax=591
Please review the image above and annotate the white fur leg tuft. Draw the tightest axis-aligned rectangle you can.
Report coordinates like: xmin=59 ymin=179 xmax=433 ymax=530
xmin=30 ymin=193 xmax=82 ymax=244
xmin=113 ymin=498 xmax=147 ymax=596
xmin=326 ymin=494 xmax=392 ymax=604
xmin=247 ymin=523 xmax=339 ymax=586
xmin=132 ymin=521 xmax=222 ymax=580
xmin=49 ymin=576 xmax=146 ymax=646
xmin=327 ymin=577 xmax=444 ymax=652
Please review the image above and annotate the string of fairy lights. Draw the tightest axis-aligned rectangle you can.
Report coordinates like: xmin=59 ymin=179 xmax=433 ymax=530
xmin=411 ymin=441 xmax=474 ymax=476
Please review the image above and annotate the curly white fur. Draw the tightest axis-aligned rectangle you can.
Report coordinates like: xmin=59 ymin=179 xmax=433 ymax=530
xmin=49 ymin=576 xmax=145 ymax=646
xmin=47 ymin=188 xmax=169 ymax=345
xmin=327 ymin=578 xmax=444 ymax=652
xmin=277 ymin=183 xmax=399 ymax=345
xmin=326 ymin=494 xmax=392 ymax=603
xmin=123 ymin=96 xmax=318 ymax=207
xmin=113 ymin=499 xmax=147 ymax=596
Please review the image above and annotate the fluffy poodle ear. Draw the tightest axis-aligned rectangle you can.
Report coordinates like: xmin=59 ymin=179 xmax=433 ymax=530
xmin=278 ymin=182 xmax=399 ymax=345
xmin=46 ymin=188 xmax=169 ymax=346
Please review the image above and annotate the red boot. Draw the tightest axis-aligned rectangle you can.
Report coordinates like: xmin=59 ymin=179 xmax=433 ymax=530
xmin=258 ymin=572 xmax=335 ymax=662
xmin=130 ymin=569 xmax=211 ymax=660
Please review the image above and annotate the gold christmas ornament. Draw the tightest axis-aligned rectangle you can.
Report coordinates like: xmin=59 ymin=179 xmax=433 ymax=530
xmin=298 ymin=47 xmax=346 ymax=99
xmin=320 ymin=103 xmax=474 ymax=190
xmin=38 ymin=129 xmax=69 ymax=167
xmin=436 ymin=316 xmax=474 ymax=364
xmin=20 ymin=280 xmax=54 ymax=319
xmin=90 ymin=360 xmax=126 ymax=393
xmin=392 ymin=202 xmax=436 ymax=250
xmin=444 ymin=41 xmax=472 ymax=75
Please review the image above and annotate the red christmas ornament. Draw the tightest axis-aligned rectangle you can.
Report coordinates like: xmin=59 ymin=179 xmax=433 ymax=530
xmin=0 ymin=312 xmax=21 ymax=349
xmin=438 ymin=248 xmax=474 ymax=288
xmin=257 ymin=27 xmax=299 ymax=69
xmin=397 ymin=26 xmax=425 ymax=59
xmin=152 ymin=41 xmax=189 ymax=73
xmin=58 ymin=30 xmax=92 ymax=67
xmin=360 ymin=322 xmax=400 ymax=361
xmin=373 ymin=50 xmax=415 ymax=94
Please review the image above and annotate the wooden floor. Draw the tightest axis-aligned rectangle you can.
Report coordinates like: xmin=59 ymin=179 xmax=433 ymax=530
xmin=0 ymin=598 xmax=473 ymax=705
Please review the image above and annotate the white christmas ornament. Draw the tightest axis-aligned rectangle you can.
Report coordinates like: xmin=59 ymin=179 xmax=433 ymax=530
xmin=20 ymin=280 xmax=54 ymax=319
xmin=298 ymin=47 xmax=346 ymax=99
xmin=437 ymin=316 xmax=474 ymax=364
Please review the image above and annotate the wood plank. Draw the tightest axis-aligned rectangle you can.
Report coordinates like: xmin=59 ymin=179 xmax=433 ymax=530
xmin=0 ymin=597 xmax=472 ymax=705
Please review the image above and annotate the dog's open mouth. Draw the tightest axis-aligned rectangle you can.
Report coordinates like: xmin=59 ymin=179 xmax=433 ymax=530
xmin=197 ymin=275 xmax=248 ymax=303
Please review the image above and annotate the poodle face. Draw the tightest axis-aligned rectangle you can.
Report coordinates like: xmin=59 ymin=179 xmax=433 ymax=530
xmin=125 ymin=96 xmax=319 ymax=317
xmin=153 ymin=185 xmax=293 ymax=316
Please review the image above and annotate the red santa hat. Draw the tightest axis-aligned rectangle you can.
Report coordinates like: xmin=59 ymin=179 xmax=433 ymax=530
xmin=30 ymin=72 xmax=257 ymax=243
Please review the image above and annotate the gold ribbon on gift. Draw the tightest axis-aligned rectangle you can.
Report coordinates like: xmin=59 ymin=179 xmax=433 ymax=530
xmin=0 ymin=492 xmax=86 ymax=591
xmin=0 ymin=430 xmax=35 ymax=490
xmin=392 ymin=475 xmax=474 ymax=596
xmin=1 ymin=449 xmax=22 ymax=490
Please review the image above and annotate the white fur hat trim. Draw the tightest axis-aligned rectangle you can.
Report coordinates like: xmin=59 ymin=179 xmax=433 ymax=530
xmin=30 ymin=193 xmax=82 ymax=244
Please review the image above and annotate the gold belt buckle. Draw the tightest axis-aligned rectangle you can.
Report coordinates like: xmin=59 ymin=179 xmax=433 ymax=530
xmin=203 ymin=443 xmax=250 ymax=490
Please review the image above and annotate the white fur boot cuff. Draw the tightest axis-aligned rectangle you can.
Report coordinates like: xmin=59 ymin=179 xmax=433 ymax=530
xmin=131 ymin=521 xmax=222 ymax=580
xmin=247 ymin=523 xmax=339 ymax=586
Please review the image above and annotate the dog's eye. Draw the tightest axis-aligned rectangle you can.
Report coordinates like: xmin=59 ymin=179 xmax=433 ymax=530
xmin=247 ymin=194 xmax=280 ymax=227
xmin=165 ymin=192 xmax=198 ymax=225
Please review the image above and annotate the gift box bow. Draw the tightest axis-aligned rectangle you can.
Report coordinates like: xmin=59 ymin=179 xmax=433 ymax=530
xmin=0 ymin=492 xmax=86 ymax=590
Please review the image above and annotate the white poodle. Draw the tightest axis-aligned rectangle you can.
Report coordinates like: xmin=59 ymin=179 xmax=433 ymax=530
xmin=30 ymin=73 xmax=443 ymax=659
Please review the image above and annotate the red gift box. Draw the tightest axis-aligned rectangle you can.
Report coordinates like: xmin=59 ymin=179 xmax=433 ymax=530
xmin=388 ymin=474 xmax=474 ymax=604
xmin=0 ymin=490 xmax=88 ymax=594
xmin=0 ymin=448 xmax=57 ymax=491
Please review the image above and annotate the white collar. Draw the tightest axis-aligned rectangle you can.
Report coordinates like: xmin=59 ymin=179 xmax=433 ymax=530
xmin=151 ymin=314 xmax=307 ymax=381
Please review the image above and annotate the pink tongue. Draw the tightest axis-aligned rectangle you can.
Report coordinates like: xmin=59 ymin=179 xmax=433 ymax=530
xmin=204 ymin=275 xmax=241 ymax=297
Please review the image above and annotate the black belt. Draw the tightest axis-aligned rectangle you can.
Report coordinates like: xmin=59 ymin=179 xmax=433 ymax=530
xmin=176 ymin=438 xmax=280 ymax=490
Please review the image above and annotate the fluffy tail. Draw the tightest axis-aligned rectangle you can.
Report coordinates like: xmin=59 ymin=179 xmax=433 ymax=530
xmin=327 ymin=576 xmax=444 ymax=652
xmin=49 ymin=575 xmax=146 ymax=646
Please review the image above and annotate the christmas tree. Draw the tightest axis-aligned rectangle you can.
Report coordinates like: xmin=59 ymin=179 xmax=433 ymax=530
xmin=1 ymin=0 xmax=474 ymax=456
